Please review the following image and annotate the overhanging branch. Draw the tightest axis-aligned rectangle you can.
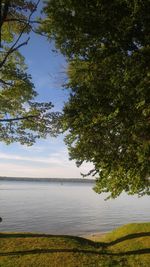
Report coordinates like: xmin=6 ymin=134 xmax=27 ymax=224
xmin=0 ymin=115 xmax=39 ymax=122
xmin=0 ymin=0 xmax=41 ymax=67
xmin=0 ymin=78 xmax=13 ymax=86
xmin=0 ymin=37 xmax=30 ymax=68
xmin=0 ymin=0 xmax=10 ymax=46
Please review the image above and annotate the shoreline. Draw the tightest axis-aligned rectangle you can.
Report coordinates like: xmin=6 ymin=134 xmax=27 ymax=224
xmin=0 ymin=230 xmax=108 ymax=241
xmin=80 ymin=231 xmax=108 ymax=241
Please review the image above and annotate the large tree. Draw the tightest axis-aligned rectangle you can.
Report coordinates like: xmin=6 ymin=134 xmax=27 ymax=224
xmin=0 ymin=0 xmax=59 ymax=145
xmin=41 ymin=0 xmax=150 ymax=198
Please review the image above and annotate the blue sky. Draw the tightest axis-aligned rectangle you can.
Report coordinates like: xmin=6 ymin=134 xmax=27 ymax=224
xmin=0 ymin=19 xmax=93 ymax=178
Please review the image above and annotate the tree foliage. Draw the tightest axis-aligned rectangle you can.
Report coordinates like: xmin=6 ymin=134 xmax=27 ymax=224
xmin=42 ymin=0 xmax=150 ymax=197
xmin=0 ymin=0 xmax=60 ymax=145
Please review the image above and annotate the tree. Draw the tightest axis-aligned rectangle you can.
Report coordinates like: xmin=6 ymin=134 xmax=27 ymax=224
xmin=41 ymin=0 xmax=150 ymax=198
xmin=0 ymin=0 xmax=60 ymax=145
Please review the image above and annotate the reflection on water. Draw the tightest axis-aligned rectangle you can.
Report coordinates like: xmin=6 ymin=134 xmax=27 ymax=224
xmin=0 ymin=180 xmax=149 ymax=235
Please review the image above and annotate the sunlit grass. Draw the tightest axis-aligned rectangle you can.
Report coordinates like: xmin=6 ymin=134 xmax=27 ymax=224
xmin=0 ymin=223 xmax=150 ymax=266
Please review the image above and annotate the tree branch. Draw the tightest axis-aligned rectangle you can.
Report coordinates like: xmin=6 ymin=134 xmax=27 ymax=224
xmin=0 ymin=0 xmax=41 ymax=68
xmin=4 ymin=18 xmax=41 ymax=24
xmin=0 ymin=0 xmax=10 ymax=46
xmin=0 ymin=0 xmax=10 ymax=27
xmin=0 ymin=78 xmax=13 ymax=86
xmin=0 ymin=115 xmax=39 ymax=122
xmin=0 ymin=37 xmax=30 ymax=68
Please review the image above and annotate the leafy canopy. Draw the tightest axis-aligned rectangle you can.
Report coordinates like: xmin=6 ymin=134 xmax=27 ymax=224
xmin=42 ymin=0 xmax=150 ymax=198
xmin=0 ymin=0 xmax=59 ymax=145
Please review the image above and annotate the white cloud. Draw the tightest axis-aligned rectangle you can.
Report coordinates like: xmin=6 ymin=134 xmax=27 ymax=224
xmin=0 ymin=151 xmax=65 ymax=165
xmin=0 ymin=161 xmax=92 ymax=178
xmin=21 ymin=144 xmax=46 ymax=152
xmin=0 ymin=151 xmax=94 ymax=178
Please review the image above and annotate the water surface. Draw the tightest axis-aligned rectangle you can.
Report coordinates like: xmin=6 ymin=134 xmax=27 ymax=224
xmin=0 ymin=180 xmax=149 ymax=235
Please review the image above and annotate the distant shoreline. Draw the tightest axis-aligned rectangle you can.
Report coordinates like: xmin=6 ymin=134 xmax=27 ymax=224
xmin=0 ymin=176 xmax=95 ymax=184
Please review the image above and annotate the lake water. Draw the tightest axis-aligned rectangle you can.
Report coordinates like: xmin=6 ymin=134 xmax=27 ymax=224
xmin=0 ymin=180 xmax=149 ymax=235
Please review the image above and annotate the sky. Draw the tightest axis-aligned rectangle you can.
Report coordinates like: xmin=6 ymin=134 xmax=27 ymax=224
xmin=0 ymin=7 xmax=93 ymax=178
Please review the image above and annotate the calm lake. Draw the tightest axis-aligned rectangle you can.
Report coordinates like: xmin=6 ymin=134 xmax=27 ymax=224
xmin=0 ymin=180 xmax=149 ymax=235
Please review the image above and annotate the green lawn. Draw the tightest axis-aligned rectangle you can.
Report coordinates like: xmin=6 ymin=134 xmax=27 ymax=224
xmin=0 ymin=223 xmax=150 ymax=267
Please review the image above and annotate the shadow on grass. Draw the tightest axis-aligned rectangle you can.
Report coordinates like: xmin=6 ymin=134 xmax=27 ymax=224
xmin=0 ymin=233 xmax=99 ymax=246
xmin=104 ymin=232 xmax=150 ymax=247
xmin=1 ymin=232 xmax=149 ymax=247
xmin=0 ymin=248 xmax=150 ymax=257
xmin=0 ymin=232 xmax=150 ymax=257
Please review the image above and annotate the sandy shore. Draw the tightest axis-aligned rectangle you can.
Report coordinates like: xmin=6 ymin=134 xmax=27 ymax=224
xmin=80 ymin=232 xmax=108 ymax=241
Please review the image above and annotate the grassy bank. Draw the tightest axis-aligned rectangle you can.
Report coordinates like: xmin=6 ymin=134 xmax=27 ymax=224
xmin=0 ymin=223 xmax=150 ymax=267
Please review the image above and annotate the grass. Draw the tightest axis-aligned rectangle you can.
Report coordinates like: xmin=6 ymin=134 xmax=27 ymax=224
xmin=0 ymin=223 xmax=150 ymax=267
